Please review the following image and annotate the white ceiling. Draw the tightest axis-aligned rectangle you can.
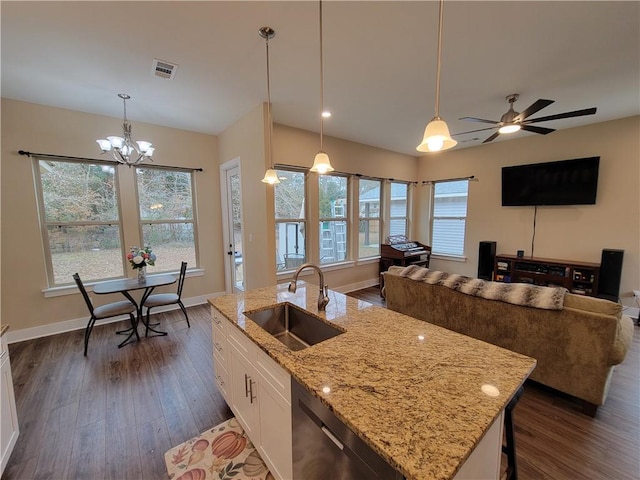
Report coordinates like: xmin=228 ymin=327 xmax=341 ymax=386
xmin=2 ymin=1 xmax=639 ymax=156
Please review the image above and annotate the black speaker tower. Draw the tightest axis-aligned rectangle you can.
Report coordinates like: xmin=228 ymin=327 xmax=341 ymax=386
xmin=597 ymin=249 xmax=624 ymax=302
xmin=478 ymin=241 xmax=497 ymax=280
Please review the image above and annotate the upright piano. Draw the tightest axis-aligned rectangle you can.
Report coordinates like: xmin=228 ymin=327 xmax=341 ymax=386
xmin=380 ymin=235 xmax=431 ymax=296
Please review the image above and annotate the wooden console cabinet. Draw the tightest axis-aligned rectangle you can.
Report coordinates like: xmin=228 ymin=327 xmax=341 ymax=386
xmin=494 ymin=254 xmax=600 ymax=296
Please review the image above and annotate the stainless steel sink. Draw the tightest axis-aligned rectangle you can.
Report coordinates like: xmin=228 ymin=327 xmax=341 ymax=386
xmin=244 ymin=304 xmax=344 ymax=351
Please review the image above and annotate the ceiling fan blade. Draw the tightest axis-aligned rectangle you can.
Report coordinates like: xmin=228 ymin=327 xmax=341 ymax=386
xmin=513 ymin=99 xmax=555 ymax=122
xmin=524 ymin=107 xmax=597 ymax=124
xmin=459 ymin=116 xmax=499 ymax=125
xmin=482 ymin=132 xmax=501 ymax=143
xmin=521 ymin=125 xmax=555 ymax=135
xmin=452 ymin=126 xmax=499 ymax=136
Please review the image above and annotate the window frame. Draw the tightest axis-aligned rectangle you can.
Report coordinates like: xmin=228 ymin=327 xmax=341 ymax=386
xmin=430 ymin=179 xmax=469 ymax=258
xmin=389 ymin=181 xmax=410 ymax=239
xmin=358 ymin=177 xmax=382 ymax=259
xmin=135 ymin=165 xmax=200 ymax=273
xmin=318 ymin=173 xmax=350 ymax=265
xmin=33 ymin=156 xmax=126 ymax=287
xmin=274 ymin=167 xmax=308 ymax=272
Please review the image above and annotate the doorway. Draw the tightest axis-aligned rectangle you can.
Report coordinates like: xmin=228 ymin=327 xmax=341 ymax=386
xmin=220 ymin=159 xmax=245 ymax=292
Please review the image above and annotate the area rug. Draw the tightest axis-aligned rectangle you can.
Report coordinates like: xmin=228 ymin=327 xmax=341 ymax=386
xmin=164 ymin=417 xmax=274 ymax=480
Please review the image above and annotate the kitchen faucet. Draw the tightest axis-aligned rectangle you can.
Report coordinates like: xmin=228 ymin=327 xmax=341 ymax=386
xmin=288 ymin=263 xmax=330 ymax=311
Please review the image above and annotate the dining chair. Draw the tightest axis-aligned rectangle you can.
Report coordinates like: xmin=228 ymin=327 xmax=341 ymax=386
xmin=142 ymin=261 xmax=190 ymax=336
xmin=73 ymin=273 xmax=139 ymax=356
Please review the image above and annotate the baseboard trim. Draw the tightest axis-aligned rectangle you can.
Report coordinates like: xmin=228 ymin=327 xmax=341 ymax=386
xmin=5 ymin=293 xmax=222 ymax=345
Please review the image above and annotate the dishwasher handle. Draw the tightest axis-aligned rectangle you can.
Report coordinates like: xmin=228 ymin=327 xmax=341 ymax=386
xmin=321 ymin=425 xmax=344 ymax=450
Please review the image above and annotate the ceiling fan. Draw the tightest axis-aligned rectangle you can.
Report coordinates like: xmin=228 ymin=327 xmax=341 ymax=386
xmin=455 ymin=94 xmax=597 ymax=143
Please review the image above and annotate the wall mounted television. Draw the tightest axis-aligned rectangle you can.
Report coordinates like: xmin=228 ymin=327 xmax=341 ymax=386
xmin=502 ymin=156 xmax=600 ymax=206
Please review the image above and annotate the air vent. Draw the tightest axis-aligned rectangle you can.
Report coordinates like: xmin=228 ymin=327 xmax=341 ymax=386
xmin=152 ymin=58 xmax=178 ymax=80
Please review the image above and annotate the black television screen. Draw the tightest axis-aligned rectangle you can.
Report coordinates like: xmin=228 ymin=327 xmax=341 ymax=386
xmin=502 ymin=157 xmax=600 ymax=206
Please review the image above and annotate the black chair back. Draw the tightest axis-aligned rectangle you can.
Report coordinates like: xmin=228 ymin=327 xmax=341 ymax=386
xmin=176 ymin=261 xmax=188 ymax=297
xmin=73 ymin=273 xmax=94 ymax=315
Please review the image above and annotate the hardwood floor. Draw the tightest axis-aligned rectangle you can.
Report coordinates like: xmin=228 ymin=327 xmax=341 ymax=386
xmin=3 ymin=290 xmax=639 ymax=480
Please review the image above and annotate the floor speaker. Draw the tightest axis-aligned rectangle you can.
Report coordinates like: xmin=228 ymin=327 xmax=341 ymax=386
xmin=598 ymin=249 xmax=624 ymax=301
xmin=478 ymin=241 xmax=497 ymax=280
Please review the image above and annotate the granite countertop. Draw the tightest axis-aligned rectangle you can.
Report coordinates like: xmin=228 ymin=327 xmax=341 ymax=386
xmin=209 ymin=282 xmax=536 ymax=480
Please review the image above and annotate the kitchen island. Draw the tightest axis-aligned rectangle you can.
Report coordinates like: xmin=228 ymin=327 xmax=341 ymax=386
xmin=209 ymin=282 xmax=536 ymax=480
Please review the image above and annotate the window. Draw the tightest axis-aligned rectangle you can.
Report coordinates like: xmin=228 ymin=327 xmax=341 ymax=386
xmin=358 ymin=178 xmax=381 ymax=258
xmin=431 ymin=180 xmax=469 ymax=256
xmin=274 ymin=168 xmax=307 ymax=271
xmin=390 ymin=182 xmax=409 ymax=238
xmin=319 ymin=175 xmax=348 ymax=265
xmin=136 ymin=167 xmax=198 ymax=272
xmin=35 ymin=158 xmax=124 ymax=285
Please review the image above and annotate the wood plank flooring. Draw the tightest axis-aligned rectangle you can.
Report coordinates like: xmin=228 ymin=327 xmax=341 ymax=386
xmin=3 ymin=289 xmax=639 ymax=480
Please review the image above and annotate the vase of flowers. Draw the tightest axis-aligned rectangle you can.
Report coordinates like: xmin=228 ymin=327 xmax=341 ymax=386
xmin=127 ymin=246 xmax=156 ymax=283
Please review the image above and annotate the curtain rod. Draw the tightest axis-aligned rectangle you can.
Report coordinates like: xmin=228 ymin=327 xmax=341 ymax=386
xmin=421 ymin=175 xmax=475 ymax=185
xmin=273 ymin=163 xmax=418 ymax=185
xmin=18 ymin=150 xmax=204 ymax=172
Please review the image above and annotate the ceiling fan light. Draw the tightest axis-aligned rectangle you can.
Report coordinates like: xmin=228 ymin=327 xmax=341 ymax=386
xmin=417 ymin=118 xmax=457 ymax=152
xmin=261 ymin=168 xmax=280 ymax=185
xmin=310 ymin=151 xmax=334 ymax=174
xmin=499 ymin=124 xmax=521 ymax=134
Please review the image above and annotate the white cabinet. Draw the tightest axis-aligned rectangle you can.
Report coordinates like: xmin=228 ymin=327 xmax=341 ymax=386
xmin=453 ymin=411 xmax=503 ymax=480
xmin=211 ymin=307 xmax=292 ymax=480
xmin=1 ymin=333 xmax=19 ymax=476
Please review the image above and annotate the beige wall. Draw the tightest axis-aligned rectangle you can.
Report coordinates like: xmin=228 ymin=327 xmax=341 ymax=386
xmin=417 ymin=116 xmax=640 ymax=309
xmin=1 ymin=99 xmax=224 ymax=336
xmin=218 ymin=103 xmax=275 ymax=289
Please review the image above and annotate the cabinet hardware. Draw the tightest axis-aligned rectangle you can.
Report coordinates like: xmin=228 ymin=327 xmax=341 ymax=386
xmin=214 ymin=342 xmax=223 ymax=352
xmin=213 ymin=317 xmax=222 ymax=325
xmin=215 ymin=374 xmax=224 ymax=386
xmin=249 ymin=379 xmax=256 ymax=404
xmin=244 ymin=373 xmax=250 ymax=398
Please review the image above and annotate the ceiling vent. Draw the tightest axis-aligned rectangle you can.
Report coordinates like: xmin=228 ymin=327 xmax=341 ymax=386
xmin=152 ymin=59 xmax=178 ymax=80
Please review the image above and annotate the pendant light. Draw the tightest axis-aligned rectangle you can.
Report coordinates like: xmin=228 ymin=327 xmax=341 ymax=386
xmin=310 ymin=0 xmax=334 ymax=174
xmin=416 ymin=0 xmax=457 ymax=153
xmin=260 ymin=26 xmax=280 ymax=185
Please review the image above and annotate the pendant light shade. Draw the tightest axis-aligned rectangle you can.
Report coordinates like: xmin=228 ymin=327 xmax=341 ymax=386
xmin=417 ymin=117 xmax=457 ymax=152
xmin=311 ymin=151 xmax=334 ymax=174
xmin=416 ymin=0 xmax=457 ymax=153
xmin=259 ymin=26 xmax=280 ymax=185
xmin=310 ymin=0 xmax=334 ymax=174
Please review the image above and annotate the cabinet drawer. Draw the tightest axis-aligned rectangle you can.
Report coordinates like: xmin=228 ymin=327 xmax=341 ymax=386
xmin=256 ymin=348 xmax=291 ymax=403
xmin=211 ymin=307 xmax=227 ymax=335
xmin=228 ymin=325 xmax=255 ymax=360
xmin=213 ymin=337 xmax=228 ymax=370
xmin=213 ymin=361 xmax=230 ymax=401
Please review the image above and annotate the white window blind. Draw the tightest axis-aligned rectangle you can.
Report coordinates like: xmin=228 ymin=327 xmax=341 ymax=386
xmin=432 ymin=180 xmax=468 ymax=256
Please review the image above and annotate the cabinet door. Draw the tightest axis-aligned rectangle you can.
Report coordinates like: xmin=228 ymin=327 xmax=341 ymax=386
xmin=1 ymin=349 xmax=19 ymax=476
xmin=228 ymin=343 xmax=259 ymax=441
xmin=256 ymin=372 xmax=292 ymax=480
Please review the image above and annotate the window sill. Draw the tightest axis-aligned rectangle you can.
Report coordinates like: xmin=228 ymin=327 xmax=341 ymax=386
xmin=431 ymin=254 xmax=467 ymax=263
xmin=42 ymin=268 xmax=205 ymax=298
xmin=276 ymin=260 xmax=357 ymax=280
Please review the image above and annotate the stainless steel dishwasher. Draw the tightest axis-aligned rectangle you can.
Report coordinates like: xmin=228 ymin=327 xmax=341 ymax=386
xmin=292 ymin=379 xmax=404 ymax=480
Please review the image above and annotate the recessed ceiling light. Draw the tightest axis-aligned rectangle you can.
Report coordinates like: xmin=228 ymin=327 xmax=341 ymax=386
xmin=322 ymin=111 xmax=331 ymax=118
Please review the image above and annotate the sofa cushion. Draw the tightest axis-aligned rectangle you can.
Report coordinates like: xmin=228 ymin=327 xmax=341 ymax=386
xmin=564 ymin=293 xmax=622 ymax=317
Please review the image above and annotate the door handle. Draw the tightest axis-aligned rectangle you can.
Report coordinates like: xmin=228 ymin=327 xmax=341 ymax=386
xmin=321 ymin=425 xmax=344 ymax=450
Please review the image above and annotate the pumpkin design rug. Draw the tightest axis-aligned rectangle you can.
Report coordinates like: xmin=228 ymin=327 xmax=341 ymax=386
xmin=164 ymin=417 xmax=274 ymax=480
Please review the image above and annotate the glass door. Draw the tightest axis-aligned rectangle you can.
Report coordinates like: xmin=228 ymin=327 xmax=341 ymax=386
xmin=221 ymin=160 xmax=245 ymax=292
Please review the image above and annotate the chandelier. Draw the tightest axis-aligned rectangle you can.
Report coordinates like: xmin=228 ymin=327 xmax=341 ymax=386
xmin=96 ymin=93 xmax=155 ymax=166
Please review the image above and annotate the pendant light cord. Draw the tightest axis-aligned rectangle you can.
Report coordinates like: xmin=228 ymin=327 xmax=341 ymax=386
xmin=319 ymin=0 xmax=325 ymax=151
xmin=434 ymin=0 xmax=444 ymax=118
xmin=265 ymin=33 xmax=274 ymax=168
